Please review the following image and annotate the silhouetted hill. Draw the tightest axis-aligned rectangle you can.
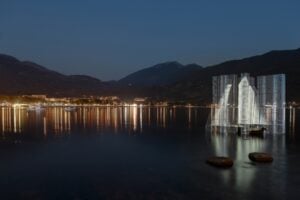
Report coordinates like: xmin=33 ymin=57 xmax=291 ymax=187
xmin=163 ymin=48 xmax=300 ymax=103
xmin=0 ymin=54 xmax=109 ymax=96
xmin=119 ymin=61 xmax=203 ymax=86
xmin=1 ymin=48 xmax=300 ymax=103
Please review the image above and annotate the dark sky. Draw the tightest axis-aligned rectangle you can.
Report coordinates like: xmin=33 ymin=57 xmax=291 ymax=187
xmin=1 ymin=0 xmax=300 ymax=80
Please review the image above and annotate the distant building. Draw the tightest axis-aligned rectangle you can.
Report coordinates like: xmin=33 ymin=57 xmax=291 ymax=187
xmin=45 ymin=97 xmax=70 ymax=103
xmin=98 ymin=96 xmax=120 ymax=101
xmin=134 ymin=97 xmax=148 ymax=103
xmin=22 ymin=94 xmax=47 ymax=99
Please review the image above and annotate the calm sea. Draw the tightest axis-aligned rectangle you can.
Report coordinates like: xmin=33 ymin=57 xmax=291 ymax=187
xmin=0 ymin=106 xmax=299 ymax=199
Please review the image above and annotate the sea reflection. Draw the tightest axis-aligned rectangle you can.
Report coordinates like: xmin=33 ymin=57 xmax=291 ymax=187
xmin=289 ymin=107 xmax=296 ymax=138
xmin=207 ymin=101 xmax=293 ymax=194
xmin=0 ymin=105 xmax=297 ymax=138
xmin=0 ymin=106 xmax=203 ymax=137
xmin=0 ymin=106 xmax=298 ymax=199
xmin=208 ymin=133 xmax=287 ymax=195
xmin=1 ymin=106 xmax=24 ymax=134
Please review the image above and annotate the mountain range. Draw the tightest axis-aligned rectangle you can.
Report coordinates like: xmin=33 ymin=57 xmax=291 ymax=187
xmin=119 ymin=62 xmax=203 ymax=87
xmin=1 ymin=48 xmax=300 ymax=103
xmin=0 ymin=54 xmax=111 ymax=96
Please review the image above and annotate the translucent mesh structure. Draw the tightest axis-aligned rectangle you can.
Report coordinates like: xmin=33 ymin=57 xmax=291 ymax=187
xmin=238 ymin=73 xmax=260 ymax=125
xmin=207 ymin=73 xmax=286 ymax=134
xmin=211 ymin=75 xmax=238 ymax=127
xmin=257 ymin=74 xmax=286 ymax=133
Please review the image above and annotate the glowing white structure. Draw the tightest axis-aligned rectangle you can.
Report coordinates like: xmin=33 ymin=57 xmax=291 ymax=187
xmin=211 ymin=75 xmax=238 ymax=127
xmin=238 ymin=73 xmax=260 ymax=125
xmin=207 ymin=73 xmax=286 ymax=134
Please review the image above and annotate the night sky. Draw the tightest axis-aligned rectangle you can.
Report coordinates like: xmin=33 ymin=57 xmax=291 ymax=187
xmin=1 ymin=0 xmax=300 ymax=80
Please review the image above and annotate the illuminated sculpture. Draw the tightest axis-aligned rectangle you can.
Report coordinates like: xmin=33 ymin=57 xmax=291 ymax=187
xmin=207 ymin=73 xmax=286 ymax=134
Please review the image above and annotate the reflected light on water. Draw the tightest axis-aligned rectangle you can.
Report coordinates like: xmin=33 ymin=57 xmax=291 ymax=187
xmin=289 ymin=107 xmax=296 ymax=138
xmin=0 ymin=105 xmax=297 ymax=199
xmin=0 ymin=106 xmax=204 ymax=137
xmin=208 ymin=132 xmax=287 ymax=194
xmin=0 ymin=106 xmax=297 ymax=140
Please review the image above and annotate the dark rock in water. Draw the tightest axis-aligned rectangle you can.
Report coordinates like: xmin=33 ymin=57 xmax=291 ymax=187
xmin=206 ymin=156 xmax=234 ymax=168
xmin=248 ymin=152 xmax=273 ymax=163
xmin=249 ymin=128 xmax=266 ymax=138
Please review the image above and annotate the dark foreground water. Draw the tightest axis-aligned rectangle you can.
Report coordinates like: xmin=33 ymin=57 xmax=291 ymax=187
xmin=0 ymin=106 xmax=299 ymax=199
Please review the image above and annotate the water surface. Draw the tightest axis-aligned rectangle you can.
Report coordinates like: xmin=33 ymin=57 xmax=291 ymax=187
xmin=0 ymin=106 xmax=299 ymax=199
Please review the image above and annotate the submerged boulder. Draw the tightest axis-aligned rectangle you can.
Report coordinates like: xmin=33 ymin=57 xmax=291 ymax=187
xmin=248 ymin=152 xmax=273 ymax=163
xmin=206 ymin=156 xmax=234 ymax=168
